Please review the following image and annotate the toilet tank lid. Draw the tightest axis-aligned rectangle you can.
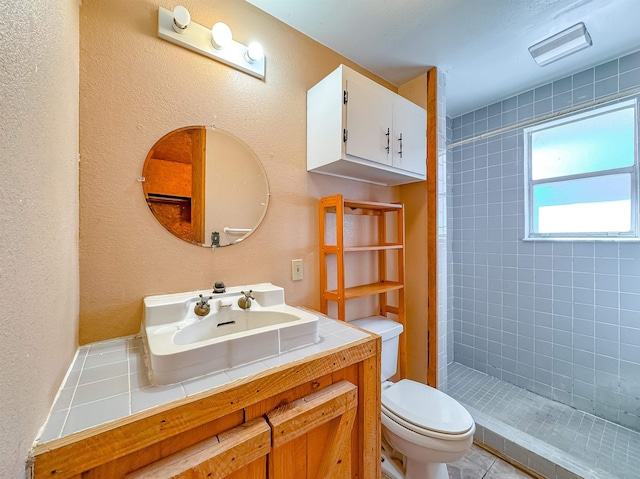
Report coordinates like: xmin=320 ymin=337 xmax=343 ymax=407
xmin=348 ymin=316 xmax=403 ymax=341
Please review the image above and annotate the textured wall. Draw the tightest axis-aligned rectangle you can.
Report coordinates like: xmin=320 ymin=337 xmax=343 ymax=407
xmin=450 ymin=50 xmax=640 ymax=431
xmin=79 ymin=0 xmax=402 ymax=344
xmin=0 ymin=0 xmax=79 ymax=475
xmin=398 ymin=74 xmax=429 ymax=383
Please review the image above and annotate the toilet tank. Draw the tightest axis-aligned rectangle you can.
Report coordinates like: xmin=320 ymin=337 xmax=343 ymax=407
xmin=348 ymin=317 xmax=404 ymax=381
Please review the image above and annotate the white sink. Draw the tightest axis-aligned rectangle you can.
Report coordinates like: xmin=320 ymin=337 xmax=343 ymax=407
xmin=142 ymin=283 xmax=320 ymax=385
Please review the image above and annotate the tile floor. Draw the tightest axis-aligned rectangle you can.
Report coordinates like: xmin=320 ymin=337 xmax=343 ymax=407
xmin=447 ymin=443 xmax=535 ymax=479
xmin=447 ymin=362 xmax=640 ymax=479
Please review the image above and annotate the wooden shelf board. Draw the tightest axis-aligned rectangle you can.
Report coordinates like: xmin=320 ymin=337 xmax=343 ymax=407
xmin=324 ymin=282 xmax=403 ymax=300
xmin=321 ymin=197 xmax=402 ymax=215
xmin=322 ymin=244 xmax=402 ymax=254
xmin=344 ymin=244 xmax=402 ymax=252
xmin=324 ymin=291 xmax=339 ymax=302
xmin=385 ymin=305 xmax=400 ymax=315
xmin=343 ymin=199 xmax=403 ymax=212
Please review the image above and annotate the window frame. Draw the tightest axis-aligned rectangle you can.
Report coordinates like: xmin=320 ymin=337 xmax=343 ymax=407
xmin=523 ymin=98 xmax=639 ymax=240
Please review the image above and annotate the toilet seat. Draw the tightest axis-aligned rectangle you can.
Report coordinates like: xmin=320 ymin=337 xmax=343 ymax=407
xmin=382 ymin=379 xmax=474 ymax=437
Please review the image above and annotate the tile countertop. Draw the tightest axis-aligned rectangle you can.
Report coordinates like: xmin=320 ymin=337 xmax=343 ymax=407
xmin=35 ymin=313 xmax=370 ymax=445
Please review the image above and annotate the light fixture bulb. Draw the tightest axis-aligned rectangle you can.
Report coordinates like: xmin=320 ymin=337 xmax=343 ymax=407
xmin=245 ymin=42 xmax=263 ymax=63
xmin=211 ymin=22 xmax=232 ymax=49
xmin=171 ymin=6 xmax=190 ymax=34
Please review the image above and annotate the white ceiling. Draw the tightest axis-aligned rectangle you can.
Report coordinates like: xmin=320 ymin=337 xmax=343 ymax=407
xmin=246 ymin=0 xmax=640 ymax=117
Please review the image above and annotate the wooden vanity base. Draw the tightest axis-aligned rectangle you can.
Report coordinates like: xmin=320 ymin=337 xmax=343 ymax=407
xmin=29 ymin=335 xmax=380 ymax=479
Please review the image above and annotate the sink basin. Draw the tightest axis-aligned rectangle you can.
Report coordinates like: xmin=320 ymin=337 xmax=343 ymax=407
xmin=142 ymin=283 xmax=320 ymax=385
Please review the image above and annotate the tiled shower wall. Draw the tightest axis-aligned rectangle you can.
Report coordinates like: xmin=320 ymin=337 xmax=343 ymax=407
xmin=447 ymin=117 xmax=455 ymax=370
xmin=448 ymin=49 xmax=640 ymax=431
xmin=437 ymin=68 xmax=450 ymax=390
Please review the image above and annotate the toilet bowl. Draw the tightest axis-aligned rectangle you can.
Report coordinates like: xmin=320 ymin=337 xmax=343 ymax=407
xmin=381 ymin=379 xmax=475 ymax=479
xmin=349 ymin=317 xmax=475 ymax=479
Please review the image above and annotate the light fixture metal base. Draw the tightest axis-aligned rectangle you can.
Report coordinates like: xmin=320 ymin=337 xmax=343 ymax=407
xmin=157 ymin=7 xmax=265 ymax=80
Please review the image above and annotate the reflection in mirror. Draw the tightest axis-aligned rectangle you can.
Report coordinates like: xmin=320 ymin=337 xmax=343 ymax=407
xmin=142 ymin=126 xmax=270 ymax=247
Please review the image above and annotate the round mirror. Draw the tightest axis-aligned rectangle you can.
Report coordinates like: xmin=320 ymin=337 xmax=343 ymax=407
xmin=142 ymin=126 xmax=270 ymax=247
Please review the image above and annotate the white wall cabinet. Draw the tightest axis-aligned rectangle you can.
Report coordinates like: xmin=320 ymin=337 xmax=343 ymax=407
xmin=307 ymin=64 xmax=426 ymax=186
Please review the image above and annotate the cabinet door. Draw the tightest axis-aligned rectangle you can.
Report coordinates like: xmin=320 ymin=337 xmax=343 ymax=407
xmin=345 ymin=76 xmax=393 ymax=166
xmin=392 ymin=96 xmax=427 ymax=176
xmin=124 ymin=418 xmax=270 ymax=479
xmin=267 ymin=381 xmax=357 ymax=479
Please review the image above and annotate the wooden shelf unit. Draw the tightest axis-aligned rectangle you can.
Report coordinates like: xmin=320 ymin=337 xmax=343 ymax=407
xmin=319 ymin=194 xmax=406 ymax=377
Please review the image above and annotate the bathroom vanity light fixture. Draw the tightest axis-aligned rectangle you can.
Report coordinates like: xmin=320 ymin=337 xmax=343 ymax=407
xmin=157 ymin=6 xmax=265 ymax=80
xmin=245 ymin=42 xmax=264 ymax=64
xmin=529 ymin=22 xmax=592 ymax=67
xmin=211 ymin=22 xmax=232 ymax=49
xmin=171 ymin=6 xmax=190 ymax=33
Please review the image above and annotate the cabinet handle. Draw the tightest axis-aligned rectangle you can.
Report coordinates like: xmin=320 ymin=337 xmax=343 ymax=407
xmin=398 ymin=133 xmax=403 ymax=159
xmin=385 ymin=128 xmax=390 ymax=152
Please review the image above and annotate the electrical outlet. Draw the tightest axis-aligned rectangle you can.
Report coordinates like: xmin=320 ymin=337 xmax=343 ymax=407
xmin=291 ymin=259 xmax=303 ymax=281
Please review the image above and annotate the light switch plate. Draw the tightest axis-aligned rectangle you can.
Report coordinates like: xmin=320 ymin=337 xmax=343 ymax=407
xmin=291 ymin=259 xmax=303 ymax=281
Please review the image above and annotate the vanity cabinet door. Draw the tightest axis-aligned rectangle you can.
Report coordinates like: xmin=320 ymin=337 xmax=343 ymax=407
xmin=266 ymin=381 xmax=357 ymax=479
xmin=124 ymin=417 xmax=270 ymax=479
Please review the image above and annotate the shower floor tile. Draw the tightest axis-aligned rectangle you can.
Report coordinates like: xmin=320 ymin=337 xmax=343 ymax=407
xmin=447 ymin=362 xmax=640 ymax=479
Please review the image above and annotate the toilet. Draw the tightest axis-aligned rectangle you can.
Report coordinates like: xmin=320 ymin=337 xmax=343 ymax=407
xmin=349 ymin=317 xmax=475 ymax=479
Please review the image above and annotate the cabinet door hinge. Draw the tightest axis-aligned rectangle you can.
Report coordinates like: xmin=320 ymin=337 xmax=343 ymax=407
xmin=343 ymin=90 xmax=348 ymax=104
xmin=343 ymin=129 xmax=348 ymax=142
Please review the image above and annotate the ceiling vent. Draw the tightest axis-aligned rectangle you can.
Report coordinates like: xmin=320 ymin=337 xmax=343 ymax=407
xmin=529 ymin=22 xmax=592 ymax=66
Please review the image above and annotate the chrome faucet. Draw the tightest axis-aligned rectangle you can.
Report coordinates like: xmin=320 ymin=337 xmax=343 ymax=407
xmin=194 ymin=294 xmax=213 ymax=316
xmin=237 ymin=290 xmax=255 ymax=310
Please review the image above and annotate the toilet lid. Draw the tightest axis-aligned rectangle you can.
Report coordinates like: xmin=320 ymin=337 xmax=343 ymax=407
xmin=382 ymin=379 xmax=474 ymax=435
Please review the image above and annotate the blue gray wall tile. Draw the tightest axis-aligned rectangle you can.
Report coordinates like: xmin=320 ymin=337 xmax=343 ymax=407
xmin=448 ymin=49 xmax=640 ymax=429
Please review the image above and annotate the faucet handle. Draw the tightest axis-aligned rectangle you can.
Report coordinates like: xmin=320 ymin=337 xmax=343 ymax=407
xmin=238 ymin=290 xmax=254 ymax=310
xmin=198 ymin=294 xmax=213 ymax=305
xmin=241 ymin=290 xmax=255 ymax=300
xmin=194 ymin=294 xmax=213 ymax=317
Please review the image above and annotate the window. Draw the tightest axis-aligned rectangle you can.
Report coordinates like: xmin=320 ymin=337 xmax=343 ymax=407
xmin=524 ymin=99 xmax=638 ymax=239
